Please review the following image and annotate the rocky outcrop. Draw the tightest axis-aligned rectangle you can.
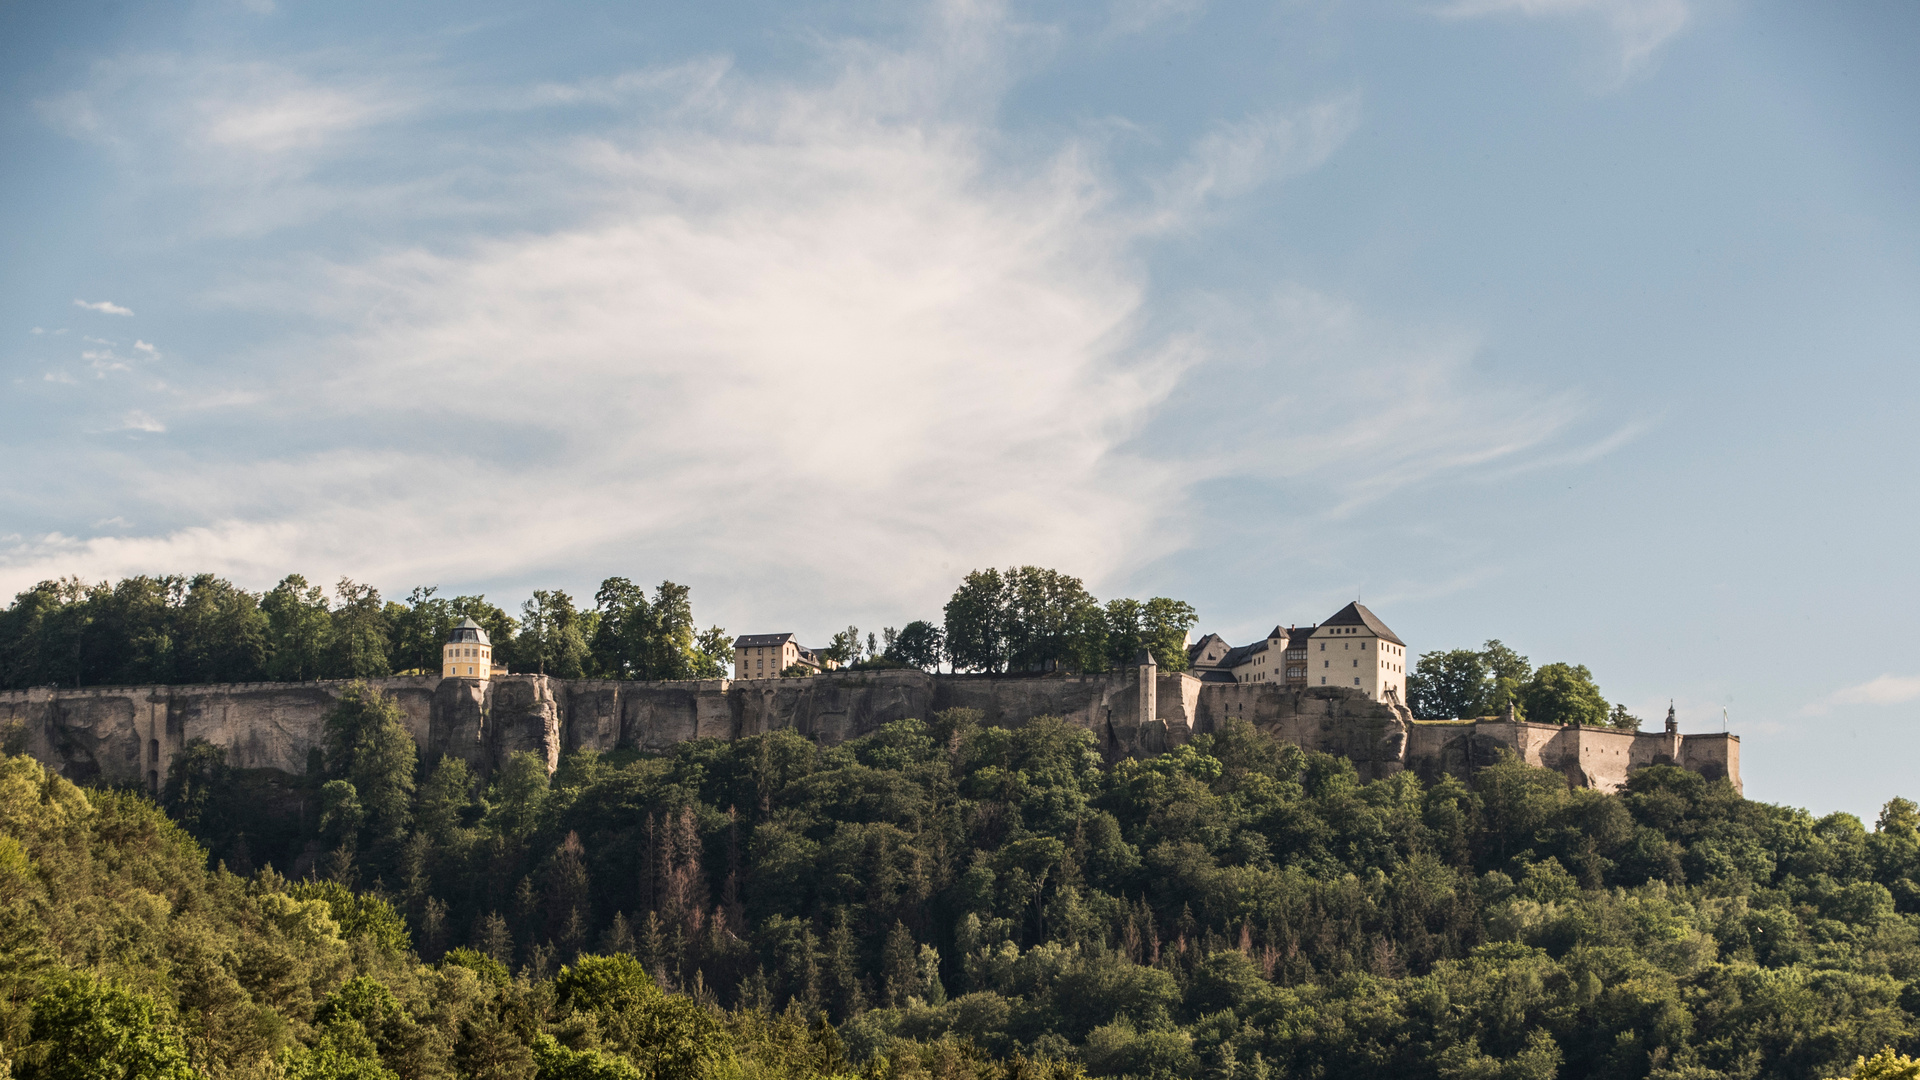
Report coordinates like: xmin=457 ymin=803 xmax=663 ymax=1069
xmin=0 ymin=670 xmax=1738 ymax=795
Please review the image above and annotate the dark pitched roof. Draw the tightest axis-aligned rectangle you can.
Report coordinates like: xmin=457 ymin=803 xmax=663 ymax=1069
xmin=1319 ymin=602 xmax=1404 ymax=646
xmin=733 ymin=633 xmax=795 ymax=648
xmin=447 ymin=617 xmax=491 ymax=646
xmin=1219 ymin=644 xmax=1254 ymax=668
xmin=1268 ymin=626 xmax=1287 ymax=640
xmin=1134 ymin=648 xmax=1155 ymax=667
xmin=1187 ymin=633 xmax=1233 ymax=669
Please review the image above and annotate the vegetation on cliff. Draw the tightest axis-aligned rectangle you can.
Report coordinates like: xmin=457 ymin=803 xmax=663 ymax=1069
xmin=0 ymin=565 xmax=1197 ymax=689
xmin=0 ymin=574 xmax=735 ymax=689
xmin=1409 ymin=640 xmax=1640 ymax=729
xmin=129 ymin=683 xmax=1920 ymax=1079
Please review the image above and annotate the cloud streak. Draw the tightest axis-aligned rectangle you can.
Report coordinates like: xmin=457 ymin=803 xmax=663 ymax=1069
xmin=1438 ymin=0 xmax=1690 ymax=80
xmin=74 ymin=299 xmax=133 ymax=316
xmin=4 ymin=6 xmax=1591 ymax=633
xmin=1805 ymin=674 xmax=1920 ymax=716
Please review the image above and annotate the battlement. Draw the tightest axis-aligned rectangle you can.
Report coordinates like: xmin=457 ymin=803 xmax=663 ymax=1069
xmin=0 ymin=670 xmax=1739 ymax=795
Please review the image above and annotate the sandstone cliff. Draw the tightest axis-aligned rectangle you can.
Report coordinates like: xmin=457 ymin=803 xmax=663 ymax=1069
xmin=0 ymin=670 xmax=1737 ymax=795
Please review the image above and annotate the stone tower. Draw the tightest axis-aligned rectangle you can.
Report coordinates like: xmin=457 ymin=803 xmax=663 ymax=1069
xmin=1136 ymin=648 xmax=1157 ymax=728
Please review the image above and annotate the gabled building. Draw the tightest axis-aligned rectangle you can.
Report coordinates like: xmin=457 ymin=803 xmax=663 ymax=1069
xmin=731 ymin=633 xmax=835 ymax=680
xmin=1186 ymin=602 xmax=1409 ymax=706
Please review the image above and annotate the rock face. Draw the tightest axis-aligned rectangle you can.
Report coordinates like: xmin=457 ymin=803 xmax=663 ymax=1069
xmin=0 ymin=670 xmax=1739 ymax=795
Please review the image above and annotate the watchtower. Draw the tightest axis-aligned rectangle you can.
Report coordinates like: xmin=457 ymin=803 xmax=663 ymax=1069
xmin=443 ymin=618 xmax=494 ymax=680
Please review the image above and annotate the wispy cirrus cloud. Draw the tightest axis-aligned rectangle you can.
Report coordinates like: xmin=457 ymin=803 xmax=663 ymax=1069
xmin=5 ymin=4 xmax=1590 ymax=631
xmin=1804 ymin=675 xmax=1920 ymax=716
xmin=1438 ymin=0 xmax=1690 ymax=81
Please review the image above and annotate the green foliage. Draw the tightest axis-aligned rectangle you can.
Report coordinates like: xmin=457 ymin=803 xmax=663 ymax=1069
xmin=1411 ymin=641 xmax=1639 ymax=728
xmin=21 ymin=977 xmax=197 ymax=1080
xmin=1 ymin=572 xmax=723 ymax=690
xmin=521 ymin=591 xmax=592 ymax=678
xmin=18 ymin=666 xmax=1920 ymax=1080
xmin=1516 ymin=663 xmax=1611 ymax=728
xmin=942 ymin=568 xmax=1196 ymax=674
xmin=1827 ymin=1049 xmax=1920 ymax=1080
xmin=885 ymin=621 xmax=944 ymax=671
xmin=321 ymin=682 xmax=417 ymax=843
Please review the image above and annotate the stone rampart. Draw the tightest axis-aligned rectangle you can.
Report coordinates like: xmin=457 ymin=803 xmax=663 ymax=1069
xmin=0 ymin=671 xmax=1738 ymax=795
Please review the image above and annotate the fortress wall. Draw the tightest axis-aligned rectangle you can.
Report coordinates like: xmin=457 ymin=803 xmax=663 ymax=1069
xmin=0 ymin=672 xmax=1739 ymax=794
xmin=1680 ymin=732 xmax=1740 ymax=792
xmin=1404 ymin=718 xmax=1743 ymax=795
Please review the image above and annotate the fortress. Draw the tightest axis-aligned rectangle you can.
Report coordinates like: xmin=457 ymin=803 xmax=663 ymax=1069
xmin=0 ymin=660 xmax=1739 ymax=796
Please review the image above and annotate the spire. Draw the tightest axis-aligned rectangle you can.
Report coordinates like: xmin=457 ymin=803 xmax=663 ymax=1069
xmin=1665 ymin=701 xmax=1677 ymax=735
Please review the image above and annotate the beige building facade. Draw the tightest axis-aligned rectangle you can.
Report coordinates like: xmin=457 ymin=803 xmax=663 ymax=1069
xmin=731 ymin=633 xmax=833 ymax=679
xmin=443 ymin=618 xmax=498 ymax=680
xmin=1192 ymin=602 xmax=1408 ymax=706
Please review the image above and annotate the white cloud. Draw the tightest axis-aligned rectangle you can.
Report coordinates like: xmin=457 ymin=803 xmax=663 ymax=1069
xmin=74 ymin=298 xmax=133 ymax=316
xmin=1152 ymin=97 xmax=1361 ymax=224
xmin=43 ymin=372 xmax=76 ymax=385
xmin=120 ymin=410 xmax=166 ymax=433
xmin=1805 ymin=675 xmax=1920 ymax=716
xmin=1108 ymin=0 xmax=1206 ymax=37
xmin=1438 ymin=0 xmax=1689 ymax=80
xmin=82 ymin=349 xmax=133 ymax=376
xmin=202 ymin=77 xmax=392 ymax=154
xmin=134 ymin=340 xmax=157 ymax=353
xmin=31 ymin=327 xmax=45 ymax=335
xmin=1 ymin=8 xmax=1586 ymax=629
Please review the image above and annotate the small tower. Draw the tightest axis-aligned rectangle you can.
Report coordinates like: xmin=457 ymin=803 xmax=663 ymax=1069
xmin=1665 ymin=701 xmax=1678 ymax=735
xmin=1136 ymin=648 xmax=1157 ymax=728
xmin=443 ymin=618 xmax=494 ymax=680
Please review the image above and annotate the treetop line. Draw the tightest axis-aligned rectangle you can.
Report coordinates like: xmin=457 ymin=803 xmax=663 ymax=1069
xmin=0 ymin=566 xmax=1661 ymax=731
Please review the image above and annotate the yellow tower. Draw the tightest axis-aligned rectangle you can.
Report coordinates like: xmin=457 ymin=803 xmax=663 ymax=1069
xmin=443 ymin=618 xmax=495 ymax=680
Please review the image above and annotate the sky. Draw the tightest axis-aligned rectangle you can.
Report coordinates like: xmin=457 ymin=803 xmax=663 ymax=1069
xmin=2 ymin=0 xmax=1917 ymax=818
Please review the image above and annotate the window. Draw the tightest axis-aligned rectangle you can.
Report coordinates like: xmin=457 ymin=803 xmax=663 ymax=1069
xmin=1354 ymin=677 xmax=1361 ymax=686
xmin=1320 ymin=677 xmax=1326 ymax=685
xmin=1320 ymin=643 xmax=1325 ymax=651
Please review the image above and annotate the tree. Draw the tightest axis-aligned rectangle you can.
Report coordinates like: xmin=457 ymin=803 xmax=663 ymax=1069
xmin=1408 ymin=648 xmax=1493 ymax=720
xmin=825 ymin=626 xmax=862 ymax=667
xmin=690 ymin=626 xmax=731 ymax=679
xmin=1104 ymin=597 xmax=1198 ymax=672
xmin=264 ymin=575 xmax=332 ymax=681
xmin=327 ymin=579 xmax=392 ymax=679
xmin=322 ymin=682 xmax=417 ymax=844
xmin=518 ymin=591 xmax=589 ymax=678
xmin=1517 ymin=662 xmax=1611 ymax=727
xmin=390 ymin=587 xmax=455 ymax=675
xmin=172 ymin=574 xmax=268 ymax=683
xmin=1480 ymin=639 xmax=1532 ymax=713
xmin=945 ymin=569 xmax=1011 ymax=673
xmin=1004 ymin=567 xmax=1105 ymax=673
xmin=24 ymin=977 xmax=197 ymax=1080
xmin=887 ymin=620 xmax=944 ymax=671
xmin=1824 ymin=1050 xmax=1920 ymax=1080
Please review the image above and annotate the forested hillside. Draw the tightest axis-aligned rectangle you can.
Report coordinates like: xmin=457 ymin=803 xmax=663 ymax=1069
xmin=96 ymin=683 xmax=1920 ymax=1079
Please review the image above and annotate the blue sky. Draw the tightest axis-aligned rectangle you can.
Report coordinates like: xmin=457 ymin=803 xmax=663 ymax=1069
xmin=3 ymin=0 xmax=1917 ymax=817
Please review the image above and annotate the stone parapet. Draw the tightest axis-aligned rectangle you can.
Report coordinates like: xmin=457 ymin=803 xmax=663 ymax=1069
xmin=0 ymin=672 xmax=1738 ymax=795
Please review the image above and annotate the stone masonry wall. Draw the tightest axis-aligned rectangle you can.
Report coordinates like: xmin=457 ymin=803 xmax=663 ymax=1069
xmin=0 ymin=671 xmax=1739 ymax=795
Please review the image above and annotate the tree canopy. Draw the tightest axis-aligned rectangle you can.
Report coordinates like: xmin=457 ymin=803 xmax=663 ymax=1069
xmin=0 ymin=573 xmax=728 ymax=689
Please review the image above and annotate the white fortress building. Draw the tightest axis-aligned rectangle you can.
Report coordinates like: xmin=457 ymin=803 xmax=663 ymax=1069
xmin=1187 ymin=601 xmax=1409 ymax=707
